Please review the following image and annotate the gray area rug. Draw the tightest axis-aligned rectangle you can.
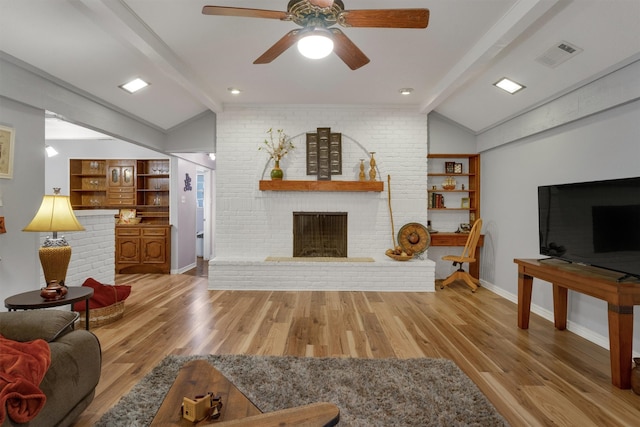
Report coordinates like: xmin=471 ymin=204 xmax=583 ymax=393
xmin=96 ymin=355 xmax=509 ymax=427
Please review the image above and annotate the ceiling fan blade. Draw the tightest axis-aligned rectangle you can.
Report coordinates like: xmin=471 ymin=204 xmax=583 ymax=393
xmin=202 ymin=6 xmax=288 ymax=20
xmin=330 ymin=29 xmax=370 ymax=70
xmin=254 ymin=30 xmax=303 ymax=64
xmin=339 ymin=9 xmax=429 ymax=28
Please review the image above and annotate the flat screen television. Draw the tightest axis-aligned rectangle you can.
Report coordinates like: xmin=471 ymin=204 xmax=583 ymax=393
xmin=538 ymin=177 xmax=640 ymax=281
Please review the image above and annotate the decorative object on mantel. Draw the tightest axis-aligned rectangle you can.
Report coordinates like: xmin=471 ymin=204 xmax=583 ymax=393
xmin=260 ymin=128 xmax=294 ymax=180
xmin=385 ymin=175 xmax=413 ymax=261
xmin=359 ymin=159 xmax=366 ymax=181
xmin=306 ymin=127 xmax=341 ymax=181
xmin=369 ymin=152 xmax=377 ymax=181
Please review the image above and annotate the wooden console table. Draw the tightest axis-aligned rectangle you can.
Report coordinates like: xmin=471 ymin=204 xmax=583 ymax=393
xmin=514 ymin=258 xmax=640 ymax=389
xmin=431 ymin=233 xmax=484 ymax=279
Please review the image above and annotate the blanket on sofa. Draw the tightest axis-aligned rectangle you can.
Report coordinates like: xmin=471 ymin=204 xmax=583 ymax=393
xmin=0 ymin=334 xmax=51 ymax=424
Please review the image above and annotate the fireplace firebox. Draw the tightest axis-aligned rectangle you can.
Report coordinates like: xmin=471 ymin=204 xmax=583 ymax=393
xmin=293 ymin=212 xmax=347 ymax=257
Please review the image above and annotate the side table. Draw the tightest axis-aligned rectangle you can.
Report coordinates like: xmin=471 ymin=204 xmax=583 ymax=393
xmin=5 ymin=287 xmax=94 ymax=330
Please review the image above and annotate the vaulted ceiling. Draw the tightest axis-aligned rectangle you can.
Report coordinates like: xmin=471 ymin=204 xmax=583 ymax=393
xmin=1 ymin=0 xmax=639 ymax=139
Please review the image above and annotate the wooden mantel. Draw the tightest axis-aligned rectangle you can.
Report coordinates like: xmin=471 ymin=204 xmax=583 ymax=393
xmin=259 ymin=180 xmax=384 ymax=192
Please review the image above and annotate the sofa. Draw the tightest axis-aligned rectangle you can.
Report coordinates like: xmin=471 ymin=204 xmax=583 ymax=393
xmin=0 ymin=310 xmax=101 ymax=427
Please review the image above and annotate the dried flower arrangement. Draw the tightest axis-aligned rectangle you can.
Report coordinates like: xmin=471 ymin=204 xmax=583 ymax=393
xmin=259 ymin=128 xmax=294 ymax=162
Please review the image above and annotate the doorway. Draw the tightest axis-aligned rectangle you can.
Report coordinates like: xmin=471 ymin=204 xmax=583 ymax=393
xmin=196 ymin=168 xmax=213 ymax=261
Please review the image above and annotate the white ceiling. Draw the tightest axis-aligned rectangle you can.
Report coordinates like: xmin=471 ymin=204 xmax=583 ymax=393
xmin=1 ymin=0 xmax=639 ymax=139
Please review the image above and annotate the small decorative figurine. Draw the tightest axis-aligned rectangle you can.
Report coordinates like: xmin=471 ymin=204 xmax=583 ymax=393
xmin=369 ymin=152 xmax=377 ymax=181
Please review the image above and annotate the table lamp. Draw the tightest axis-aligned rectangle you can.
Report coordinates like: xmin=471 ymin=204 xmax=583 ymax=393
xmin=23 ymin=188 xmax=85 ymax=298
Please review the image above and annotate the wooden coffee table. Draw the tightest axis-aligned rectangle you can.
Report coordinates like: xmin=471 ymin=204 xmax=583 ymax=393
xmin=150 ymin=360 xmax=339 ymax=426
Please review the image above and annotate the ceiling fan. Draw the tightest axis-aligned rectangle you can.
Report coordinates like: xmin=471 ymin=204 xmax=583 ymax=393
xmin=202 ymin=0 xmax=429 ymax=70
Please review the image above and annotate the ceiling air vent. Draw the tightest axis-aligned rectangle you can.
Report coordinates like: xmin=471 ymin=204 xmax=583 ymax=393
xmin=535 ymin=41 xmax=583 ymax=68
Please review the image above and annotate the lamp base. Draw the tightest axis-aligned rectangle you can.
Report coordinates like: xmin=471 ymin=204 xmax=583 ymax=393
xmin=39 ymin=238 xmax=72 ymax=286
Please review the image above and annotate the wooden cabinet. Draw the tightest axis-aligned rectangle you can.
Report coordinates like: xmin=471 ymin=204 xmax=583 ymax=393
xmin=71 ymin=158 xmax=171 ymax=274
xmin=106 ymin=160 xmax=136 ymax=205
xmin=70 ymin=158 xmax=169 ymax=224
xmin=115 ymin=225 xmax=171 ymax=274
xmin=427 ymin=153 xmax=480 ymax=225
xmin=69 ymin=159 xmax=107 ymax=207
xmin=135 ymin=159 xmax=170 ymax=224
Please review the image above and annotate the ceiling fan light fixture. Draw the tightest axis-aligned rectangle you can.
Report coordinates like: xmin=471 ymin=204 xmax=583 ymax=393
xmin=297 ymin=28 xmax=334 ymax=59
xmin=493 ymin=77 xmax=525 ymax=94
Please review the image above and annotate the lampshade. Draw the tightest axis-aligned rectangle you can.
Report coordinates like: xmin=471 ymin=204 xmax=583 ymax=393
xmin=297 ymin=28 xmax=334 ymax=59
xmin=23 ymin=188 xmax=85 ymax=233
xmin=23 ymin=188 xmax=85 ymax=292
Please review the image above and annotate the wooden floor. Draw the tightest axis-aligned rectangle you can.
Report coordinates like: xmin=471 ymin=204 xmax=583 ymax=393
xmin=73 ymin=267 xmax=640 ymax=426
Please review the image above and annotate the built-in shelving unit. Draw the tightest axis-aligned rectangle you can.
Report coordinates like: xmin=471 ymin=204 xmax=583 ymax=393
xmin=69 ymin=159 xmax=108 ymax=207
xmin=427 ymin=153 xmax=480 ymax=225
xmin=259 ymin=180 xmax=384 ymax=192
xmin=70 ymin=158 xmax=170 ymax=224
xmin=70 ymin=158 xmax=172 ymax=275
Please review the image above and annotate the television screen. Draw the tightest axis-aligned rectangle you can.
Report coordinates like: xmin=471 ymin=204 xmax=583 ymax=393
xmin=538 ymin=177 xmax=640 ymax=280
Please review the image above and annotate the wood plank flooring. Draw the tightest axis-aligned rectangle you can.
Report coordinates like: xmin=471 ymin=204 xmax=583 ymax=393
xmin=73 ymin=271 xmax=640 ymax=426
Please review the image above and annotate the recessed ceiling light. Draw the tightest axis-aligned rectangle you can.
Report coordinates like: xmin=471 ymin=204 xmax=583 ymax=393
xmin=493 ymin=78 xmax=525 ymax=94
xmin=228 ymin=88 xmax=242 ymax=95
xmin=119 ymin=78 xmax=149 ymax=94
xmin=399 ymin=88 xmax=414 ymax=95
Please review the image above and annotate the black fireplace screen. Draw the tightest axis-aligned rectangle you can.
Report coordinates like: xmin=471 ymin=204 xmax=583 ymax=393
xmin=293 ymin=212 xmax=347 ymax=257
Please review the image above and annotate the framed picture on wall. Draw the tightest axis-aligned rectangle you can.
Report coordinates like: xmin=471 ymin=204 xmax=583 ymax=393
xmin=445 ymin=162 xmax=455 ymax=173
xmin=0 ymin=125 xmax=15 ymax=179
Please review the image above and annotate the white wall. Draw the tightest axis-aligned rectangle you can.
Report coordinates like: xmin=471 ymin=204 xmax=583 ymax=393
xmin=0 ymin=97 xmax=44 ymax=302
xmin=215 ymin=105 xmax=429 ymax=261
xmin=211 ymin=105 xmax=435 ymax=291
xmin=480 ymin=85 xmax=640 ymax=354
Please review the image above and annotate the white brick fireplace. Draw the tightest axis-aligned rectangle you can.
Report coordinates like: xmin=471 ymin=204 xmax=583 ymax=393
xmin=209 ymin=105 xmax=435 ymax=291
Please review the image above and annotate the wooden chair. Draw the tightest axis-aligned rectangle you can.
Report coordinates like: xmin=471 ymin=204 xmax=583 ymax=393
xmin=440 ymin=219 xmax=483 ymax=292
